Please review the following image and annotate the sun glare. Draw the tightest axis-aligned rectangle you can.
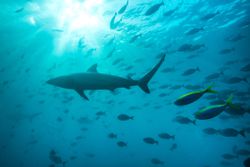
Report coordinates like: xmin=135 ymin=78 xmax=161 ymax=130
xmin=27 ymin=0 xmax=108 ymax=55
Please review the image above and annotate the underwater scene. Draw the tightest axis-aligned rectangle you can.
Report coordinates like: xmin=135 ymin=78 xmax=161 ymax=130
xmin=0 ymin=0 xmax=250 ymax=167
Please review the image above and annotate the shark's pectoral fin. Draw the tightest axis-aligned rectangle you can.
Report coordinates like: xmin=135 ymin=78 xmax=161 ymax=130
xmin=75 ymin=89 xmax=89 ymax=100
xmin=87 ymin=64 xmax=98 ymax=73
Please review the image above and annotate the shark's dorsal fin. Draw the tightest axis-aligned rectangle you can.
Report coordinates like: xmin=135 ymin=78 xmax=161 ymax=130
xmin=87 ymin=64 xmax=98 ymax=73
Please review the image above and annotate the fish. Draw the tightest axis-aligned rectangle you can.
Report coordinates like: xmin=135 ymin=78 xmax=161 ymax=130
xmin=224 ymin=77 xmax=248 ymax=84
xmin=15 ymin=7 xmax=24 ymax=13
xmin=96 ymin=111 xmax=106 ymax=120
xmin=182 ymin=67 xmax=200 ymax=76
xmin=161 ymin=67 xmax=175 ymax=73
xmin=117 ymin=141 xmax=127 ymax=147
xmin=52 ymin=29 xmax=64 ymax=33
xmin=225 ymin=103 xmax=247 ymax=116
xmin=205 ymin=71 xmax=224 ymax=81
xmin=117 ymin=114 xmax=134 ymax=121
xmin=170 ymin=143 xmax=177 ymax=151
xmin=221 ymin=153 xmax=238 ymax=160
xmin=129 ymin=34 xmax=142 ymax=43
xmin=225 ymin=34 xmax=245 ymax=42
xmin=78 ymin=37 xmax=86 ymax=49
xmin=241 ymin=64 xmax=250 ymax=72
xmin=143 ymin=137 xmax=159 ymax=144
xmin=49 ymin=150 xmax=66 ymax=166
xmin=163 ymin=7 xmax=178 ymax=17
xmin=173 ymin=116 xmax=196 ymax=125
xmin=106 ymin=47 xmax=116 ymax=58
xmin=145 ymin=1 xmax=164 ymax=16
xmin=245 ymin=140 xmax=250 ymax=145
xmin=219 ymin=128 xmax=246 ymax=137
xmin=203 ymin=128 xmax=219 ymax=135
xmin=96 ymin=111 xmax=106 ymax=116
xmin=178 ymin=44 xmax=205 ymax=52
xmin=219 ymin=48 xmax=235 ymax=55
xmin=174 ymin=85 xmax=217 ymax=106
xmin=108 ymin=133 xmax=117 ymax=139
xmin=238 ymin=20 xmax=250 ymax=28
xmin=235 ymin=149 xmax=250 ymax=156
xmin=194 ymin=95 xmax=234 ymax=120
xmin=47 ymin=55 xmax=165 ymax=100
xmin=158 ymin=133 xmax=175 ymax=140
xmin=112 ymin=58 xmax=124 ymax=65
xmin=110 ymin=13 xmax=122 ymax=29
xmin=118 ymin=0 xmax=129 ymax=14
xmin=151 ymin=158 xmax=164 ymax=165
xmin=200 ymin=11 xmax=219 ymax=21
xmin=185 ymin=27 xmax=204 ymax=36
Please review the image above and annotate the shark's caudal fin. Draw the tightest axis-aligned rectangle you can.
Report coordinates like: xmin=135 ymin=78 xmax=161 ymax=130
xmin=138 ymin=54 xmax=166 ymax=93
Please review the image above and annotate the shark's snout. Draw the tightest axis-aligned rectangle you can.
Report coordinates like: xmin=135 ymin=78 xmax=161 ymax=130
xmin=46 ymin=78 xmax=57 ymax=86
xmin=46 ymin=77 xmax=71 ymax=89
xmin=46 ymin=79 xmax=52 ymax=85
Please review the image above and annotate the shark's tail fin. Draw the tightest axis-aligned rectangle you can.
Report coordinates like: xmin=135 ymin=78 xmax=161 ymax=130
xmin=138 ymin=54 xmax=165 ymax=93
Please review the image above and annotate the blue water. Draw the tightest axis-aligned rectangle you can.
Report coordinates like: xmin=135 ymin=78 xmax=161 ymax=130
xmin=0 ymin=0 xmax=250 ymax=167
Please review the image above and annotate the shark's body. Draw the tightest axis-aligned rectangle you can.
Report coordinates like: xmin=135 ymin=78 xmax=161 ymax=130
xmin=47 ymin=55 xmax=165 ymax=100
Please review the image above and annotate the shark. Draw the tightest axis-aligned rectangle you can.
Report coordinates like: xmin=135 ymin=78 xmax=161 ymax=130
xmin=46 ymin=55 xmax=165 ymax=100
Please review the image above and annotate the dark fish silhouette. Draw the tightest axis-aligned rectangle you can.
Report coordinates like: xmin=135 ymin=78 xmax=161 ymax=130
xmin=221 ymin=153 xmax=238 ymax=160
xmin=225 ymin=34 xmax=245 ymax=42
xmin=170 ymin=143 xmax=177 ymax=151
xmin=219 ymin=48 xmax=235 ymax=55
xmin=219 ymin=128 xmax=246 ymax=137
xmin=151 ymin=158 xmax=164 ymax=165
xmin=158 ymin=133 xmax=175 ymax=140
xmin=117 ymin=141 xmax=127 ymax=147
xmin=174 ymin=116 xmax=196 ymax=125
xmin=174 ymin=85 xmax=216 ymax=106
xmin=143 ymin=137 xmax=159 ymax=144
xmin=145 ymin=1 xmax=164 ymax=16
xmin=15 ymin=7 xmax=24 ymax=13
xmin=185 ymin=27 xmax=204 ymax=36
xmin=117 ymin=114 xmax=133 ymax=121
xmin=108 ymin=133 xmax=117 ymax=139
xmin=47 ymin=55 xmax=165 ymax=100
xmin=178 ymin=44 xmax=205 ymax=52
xmin=118 ymin=0 xmax=129 ymax=14
xmin=200 ymin=11 xmax=219 ymax=21
xmin=195 ymin=95 xmax=234 ymax=120
xmin=224 ymin=77 xmax=248 ymax=84
xmin=182 ymin=67 xmax=200 ymax=76
xmin=129 ymin=34 xmax=142 ymax=43
xmin=163 ymin=7 xmax=178 ymax=17
xmin=110 ymin=13 xmax=122 ymax=29
xmin=205 ymin=71 xmax=224 ymax=81
xmin=241 ymin=64 xmax=250 ymax=72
